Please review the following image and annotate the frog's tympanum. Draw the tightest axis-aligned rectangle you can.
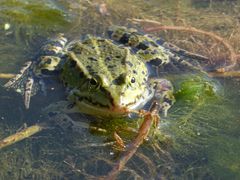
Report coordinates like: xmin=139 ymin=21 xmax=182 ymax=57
xmin=4 ymin=26 xmax=205 ymax=118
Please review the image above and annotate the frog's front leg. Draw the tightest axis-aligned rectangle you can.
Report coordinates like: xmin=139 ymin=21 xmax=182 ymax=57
xmin=150 ymin=78 xmax=175 ymax=117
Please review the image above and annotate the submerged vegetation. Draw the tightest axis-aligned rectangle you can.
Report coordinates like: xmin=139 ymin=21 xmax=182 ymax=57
xmin=0 ymin=0 xmax=239 ymax=179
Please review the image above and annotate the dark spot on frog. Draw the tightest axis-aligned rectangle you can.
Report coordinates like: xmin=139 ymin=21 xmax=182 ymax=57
xmin=156 ymin=38 xmax=165 ymax=45
xmin=97 ymin=39 xmax=105 ymax=42
xmin=148 ymin=58 xmax=163 ymax=66
xmin=112 ymin=73 xmax=126 ymax=85
xmin=88 ymin=57 xmax=97 ymax=61
xmin=136 ymin=42 xmax=149 ymax=50
xmin=133 ymin=70 xmax=137 ymax=74
xmin=142 ymin=71 xmax=145 ymax=75
xmin=115 ymin=55 xmax=121 ymax=58
xmin=151 ymin=49 xmax=158 ymax=55
xmin=108 ymin=65 xmax=115 ymax=69
xmin=144 ymin=50 xmax=150 ymax=55
xmin=119 ymin=33 xmax=130 ymax=44
xmin=105 ymin=56 xmax=112 ymax=61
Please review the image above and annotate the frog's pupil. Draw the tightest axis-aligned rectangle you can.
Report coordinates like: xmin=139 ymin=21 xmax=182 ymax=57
xmin=90 ymin=79 xmax=97 ymax=85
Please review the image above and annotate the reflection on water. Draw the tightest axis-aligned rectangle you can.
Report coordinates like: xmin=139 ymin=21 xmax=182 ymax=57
xmin=0 ymin=0 xmax=239 ymax=179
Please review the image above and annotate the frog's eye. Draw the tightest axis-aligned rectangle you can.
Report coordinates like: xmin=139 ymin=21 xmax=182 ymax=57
xmin=131 ymin=77 xmax=136 ymax=83
xmin=88 ymin=78 xmax=99 ymax=90
xmin=90 ymin=79 xmax=97 ymax=85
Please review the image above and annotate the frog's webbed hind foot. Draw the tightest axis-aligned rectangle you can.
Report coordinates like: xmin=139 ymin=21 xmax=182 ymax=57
xmin=152 ymin=79 xmax=175 ymax=117
xmin=161 ymin=41 xmax=208 ymax=74
xmin=4 ymin=61 xmax=32 ymax=89
xmin=4 ymin=61 xmax=36 ymax=109
xmin=158 ymin=40 xmax=209 ymax=62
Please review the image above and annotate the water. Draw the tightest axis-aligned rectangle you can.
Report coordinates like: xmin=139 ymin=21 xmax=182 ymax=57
xmin=0 ymin=0 xmax=240 ymax=179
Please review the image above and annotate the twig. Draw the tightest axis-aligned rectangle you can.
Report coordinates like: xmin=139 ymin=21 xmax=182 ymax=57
xmin=0 ymin=124 xmax=44 ymax=149
xmin=105 ymin=102 xmax=160 ymax=179
xmin=0 ymin=73 xmax=16 ymax=79
xmin=208 ymin=71 xmax=240 ymax=77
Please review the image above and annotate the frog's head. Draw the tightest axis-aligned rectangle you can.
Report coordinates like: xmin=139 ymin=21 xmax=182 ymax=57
xmin=61 ymin=37 xmax=152 ymax=117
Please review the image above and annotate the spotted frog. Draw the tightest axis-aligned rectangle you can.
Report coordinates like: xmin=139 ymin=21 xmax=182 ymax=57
xmin=4 ymin=26 xmax=206 ymax=118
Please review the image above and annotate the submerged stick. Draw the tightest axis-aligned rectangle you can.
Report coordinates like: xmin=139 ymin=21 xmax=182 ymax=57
xmin=208 ymin=71 xmax=240 ymax=77
xmin=0 ymin=124 xmax=44 ymax=149
xmin=105 ymin=102 xmax=160 ymax=179
xmin=0 ymin=73 xmax=16 ymax=79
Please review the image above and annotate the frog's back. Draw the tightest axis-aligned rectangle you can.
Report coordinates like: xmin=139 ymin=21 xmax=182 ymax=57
xmin=62 ymin=36 xmax=148 ymax=89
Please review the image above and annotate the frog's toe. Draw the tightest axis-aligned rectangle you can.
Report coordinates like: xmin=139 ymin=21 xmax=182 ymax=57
xmin=24 ymin=77 xmax=34 ymax=109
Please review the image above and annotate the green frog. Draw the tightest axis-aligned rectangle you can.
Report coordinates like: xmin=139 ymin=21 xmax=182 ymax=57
xmin=4 ymin=26 xmax=206 ymax=118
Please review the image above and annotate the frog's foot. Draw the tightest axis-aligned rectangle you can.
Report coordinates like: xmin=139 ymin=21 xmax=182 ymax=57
xmin=3 ymin=61 xmax=37 ymax=109
xmin=24 ymin=77 xmax=34 ymax=109
xmin=169 ymin=53 xmax=205 ymax=74
xmin=152 ymin=78 xmax=175 ymax=117
xmin=48 ymin=112 xmax=89 ymax=132
xmin=44 ymin=100 xmax=80 ymax=114
xmin=4 ymin=61 xmax=32 ymax=89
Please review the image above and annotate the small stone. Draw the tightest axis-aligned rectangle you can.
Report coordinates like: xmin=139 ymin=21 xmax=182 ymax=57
xmin=4 ymin=23 xmax=10 ymax=30
xmin=16 ymin=89 xmax=22 ymax=93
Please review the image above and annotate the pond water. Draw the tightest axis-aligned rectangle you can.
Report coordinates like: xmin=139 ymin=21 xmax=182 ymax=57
xmin=0 ymin=0 xmax=240 ymax=179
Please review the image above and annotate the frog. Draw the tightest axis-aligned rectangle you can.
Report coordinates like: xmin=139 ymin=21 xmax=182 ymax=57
xmin=4 ymin=26 xmax=207 ymax=119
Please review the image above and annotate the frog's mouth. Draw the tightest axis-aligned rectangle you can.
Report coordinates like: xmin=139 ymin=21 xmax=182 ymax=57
xmin=74 ymin=96 xmax=130 ymax=117
xmin=73 ymin=90 xmax=153 ymax=118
